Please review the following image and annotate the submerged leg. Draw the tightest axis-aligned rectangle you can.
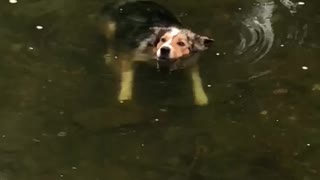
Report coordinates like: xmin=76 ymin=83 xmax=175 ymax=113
xmin=189 ymin=65 xmax=208 ymax=106
xmin=118 ymin=60 xmax=134 ymax=102
xmin=103 ymin=20 xmax=117 ymax=64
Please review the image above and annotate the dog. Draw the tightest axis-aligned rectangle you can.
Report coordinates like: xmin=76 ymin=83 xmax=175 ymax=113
xmin=99 ymin=0 xmax=214 ymax=106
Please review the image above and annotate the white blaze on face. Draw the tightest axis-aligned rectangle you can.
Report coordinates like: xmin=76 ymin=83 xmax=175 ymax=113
xmin=156 ymin=27 xmax=181 ymax=59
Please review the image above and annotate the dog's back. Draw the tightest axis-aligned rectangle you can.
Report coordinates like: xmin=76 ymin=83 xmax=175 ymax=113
xmin=99 ymin=1 xmax=182 ymax=50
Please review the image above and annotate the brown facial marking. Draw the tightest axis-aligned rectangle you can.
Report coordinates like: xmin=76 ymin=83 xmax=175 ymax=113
xmin=170 ymin=34 xmax=191 ymax=59
xmin=155 ymin=34 xmax=169 ymax=51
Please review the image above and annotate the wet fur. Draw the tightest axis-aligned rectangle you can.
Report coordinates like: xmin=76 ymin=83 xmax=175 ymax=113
xmin=99 ymin=1 xmax=213 ymax=106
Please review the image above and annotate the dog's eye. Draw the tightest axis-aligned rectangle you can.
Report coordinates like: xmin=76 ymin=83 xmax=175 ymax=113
xmin=160 ymin=38 xmax=166 ymax=42
xmin=177 ymin=42 xmax=185 ymax=47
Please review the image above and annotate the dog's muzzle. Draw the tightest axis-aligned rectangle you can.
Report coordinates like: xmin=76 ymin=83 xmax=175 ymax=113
xmin=160 ymin=46 xmax=170 ymax=55
xmin=158 ymin=46 xmax=171 ymax=59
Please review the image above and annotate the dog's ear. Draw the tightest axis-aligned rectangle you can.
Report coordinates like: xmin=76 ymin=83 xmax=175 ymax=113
xmin=149 ymin=27 xmax=170 ymax=46
xmin=192 ymin=35 xmax=214 ymax=51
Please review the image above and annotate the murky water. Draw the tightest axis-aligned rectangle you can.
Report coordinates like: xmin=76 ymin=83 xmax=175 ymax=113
xmin=1 ymin=0 xmax=320 ymax=179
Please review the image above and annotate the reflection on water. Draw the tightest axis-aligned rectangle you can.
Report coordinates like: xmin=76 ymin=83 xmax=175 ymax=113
xmin=280 ymin=0 xmax=301 ymax=14
xmin=1 ymin=0 xmax=320 ymax=179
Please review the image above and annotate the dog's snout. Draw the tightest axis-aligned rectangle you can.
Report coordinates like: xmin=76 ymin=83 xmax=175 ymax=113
xmin=160 ymin=46 xmax=170 ymax=55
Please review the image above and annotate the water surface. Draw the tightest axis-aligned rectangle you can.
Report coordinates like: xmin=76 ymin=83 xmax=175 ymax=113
xmin=0 ymin=0 xmax=320 ymax=179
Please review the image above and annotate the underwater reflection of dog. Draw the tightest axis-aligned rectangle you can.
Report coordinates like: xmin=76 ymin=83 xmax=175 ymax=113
xmin=99 ymin=1 xmax=214 ymax=106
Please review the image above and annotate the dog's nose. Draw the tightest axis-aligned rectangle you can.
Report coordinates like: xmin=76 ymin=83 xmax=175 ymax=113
xmin=160 ymin=47 xmax=170 ymax=55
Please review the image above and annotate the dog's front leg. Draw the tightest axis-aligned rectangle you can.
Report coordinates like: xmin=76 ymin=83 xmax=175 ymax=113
xmin=118 ymin=60 xmax=134 ymax=102
xmin=189 ymin=64 xmax=208 ymax=106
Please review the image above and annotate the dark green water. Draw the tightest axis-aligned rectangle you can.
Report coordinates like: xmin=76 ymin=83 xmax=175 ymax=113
xmin=0 ymin=0 xmax=320 ymax=179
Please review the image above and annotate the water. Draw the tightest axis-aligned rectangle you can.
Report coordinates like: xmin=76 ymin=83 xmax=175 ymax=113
xmin=1 ymin=0 xmax=320 ymax=179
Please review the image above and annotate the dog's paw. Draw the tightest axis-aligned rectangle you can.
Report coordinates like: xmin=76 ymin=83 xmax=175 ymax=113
xmin=118 ymin=90 xmax=132 ymax=102
xmin=194 ymin=93 xmax=208 ymax=106
xmin=104 ymin=53 xmax=113 ymax=65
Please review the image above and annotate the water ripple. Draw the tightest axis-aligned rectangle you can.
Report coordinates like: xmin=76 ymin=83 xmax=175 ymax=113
xmin=235 ymin=0 xmax=275 ymax=64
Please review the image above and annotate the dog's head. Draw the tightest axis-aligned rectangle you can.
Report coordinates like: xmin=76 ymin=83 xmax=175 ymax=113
xmin=150 ymin=26 xmax=214 ymax=70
